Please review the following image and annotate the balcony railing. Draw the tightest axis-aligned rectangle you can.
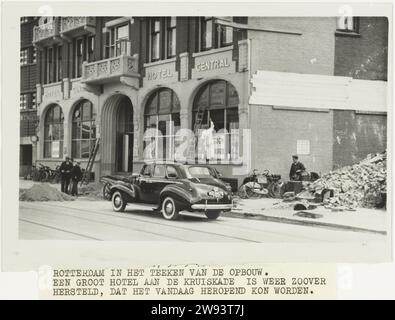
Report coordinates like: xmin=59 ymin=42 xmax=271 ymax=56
xmin=60 ymin=17 xmax=96 ymax=36
xmin=33 ymin=18 xmax=60 ymax=44
xmin=81 ymin=54 xmax=139 ymax=85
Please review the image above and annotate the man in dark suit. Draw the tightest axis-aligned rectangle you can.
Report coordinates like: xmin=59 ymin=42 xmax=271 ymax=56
xmin=71 ymin=161 xmax=83 ymax=196
xmin=289 ymin=155 xmax=306 ymax=181
xmin=59 ymin=156 xmax=73 ymax=193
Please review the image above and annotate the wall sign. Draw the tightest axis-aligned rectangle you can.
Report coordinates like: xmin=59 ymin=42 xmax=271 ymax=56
xmin=52 ymin=140 xmax=60 ymax=158
xmin=297 ymin=140 xmax=310 ymax=155
xmin=192 ymin=47 xmax=236 ymax=79
xmin=144 ymin=60 xmax=178 ymax=86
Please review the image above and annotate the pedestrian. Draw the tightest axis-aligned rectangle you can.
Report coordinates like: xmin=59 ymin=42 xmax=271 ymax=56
xmin=71 ymin=160 xmax=82 ymax=196
xmin=59 ymin=156 xmax=73 ymax=194
xmin=289 ymin=155 xmax=306 ymax=181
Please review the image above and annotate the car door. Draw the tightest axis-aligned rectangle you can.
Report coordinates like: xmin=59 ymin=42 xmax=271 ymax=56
xmin=136 ymin=164 xmax=154 ymax=203
xmin=151 ymin=164 xmax=167 ymax=202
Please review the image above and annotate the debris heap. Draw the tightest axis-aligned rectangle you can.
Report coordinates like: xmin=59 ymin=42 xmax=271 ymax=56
xmin=307 ymin=151 xmax=386 ymax=209
xmin=19 ymin=184 xmax=75 ymax=202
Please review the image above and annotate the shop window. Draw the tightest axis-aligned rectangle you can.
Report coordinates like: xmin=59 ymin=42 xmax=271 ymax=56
xmin=166 ymin=17 xmax=177 ymax=58
xmin=144 ymin=88 xmax=181 ymax=160
xmin=20 ymin=49 xmax=28 ymax=65
xmin=337 ymin=16 xmax=359 ymax=33
xmin=44 ymin=104 xmax=64 ymax=159
xmin=72 ymin=100 xmax=96 ymax=159
xmin=193 ymin=80 xmax=240 ymax=161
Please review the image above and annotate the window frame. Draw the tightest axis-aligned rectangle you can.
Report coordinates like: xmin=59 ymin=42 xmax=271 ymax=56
xmin=71 ymin=100 xmax=97 ymax=160
xmin=166 ymin=17 xmax=177 ymax=58
xmin=43 ymin=105 xmax=64 ymax=159
xmin=150 ymin=18 xmax=162 ymax=61
xmin=336 ymin=16 xmax=360 ymax=34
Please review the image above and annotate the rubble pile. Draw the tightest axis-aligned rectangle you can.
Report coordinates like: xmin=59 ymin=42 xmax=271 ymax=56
xmin=307 ymin=152 xmax=387 ymax=209
xmin=19 ymin=184 xmax=75 ymax=202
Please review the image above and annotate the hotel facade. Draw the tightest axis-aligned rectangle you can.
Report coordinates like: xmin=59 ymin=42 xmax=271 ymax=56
xmin=21 ymin=16 xmax=388 ymax=184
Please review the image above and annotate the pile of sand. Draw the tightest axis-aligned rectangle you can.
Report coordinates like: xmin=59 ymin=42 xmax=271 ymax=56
xmin=19 ymin=184 xmax=75 ymax=202
xmin=78 ymin=182 xmax=105 ymax=199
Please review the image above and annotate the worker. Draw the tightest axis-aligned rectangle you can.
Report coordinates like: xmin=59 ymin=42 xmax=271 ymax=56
xmin=70 ymin=160 xmax=82 ymax=196
xmin=59 ymin=156 xmax=73 ymax=194
xmin=289 ymin=155 xmax=306 ymax=181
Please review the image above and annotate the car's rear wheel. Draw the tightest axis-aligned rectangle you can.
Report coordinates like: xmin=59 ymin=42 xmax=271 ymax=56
xmin=112 ymin=191 xmax=127 ymax=212
xmin=205 ymin=210 xmax=221 ymax=220
xmin=161 ymin=196 xmax=180 ymax=220
xmin=103 ymin=183 xmax=112 ymax=201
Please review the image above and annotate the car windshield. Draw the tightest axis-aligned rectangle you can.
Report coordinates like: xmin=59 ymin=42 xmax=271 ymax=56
xmin=188 ymin=166 xmax=213 ymax=178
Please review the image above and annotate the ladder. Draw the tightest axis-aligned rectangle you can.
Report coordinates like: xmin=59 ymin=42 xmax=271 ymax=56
xmin=186 ymin=107 xmax=207 ymax=162
xmin=80 ymin=137 xmax=100 ymax=185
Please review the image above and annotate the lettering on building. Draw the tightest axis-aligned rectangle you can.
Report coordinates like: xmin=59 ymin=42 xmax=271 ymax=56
xmin=195 ymin=58 xmax=231 ymax=72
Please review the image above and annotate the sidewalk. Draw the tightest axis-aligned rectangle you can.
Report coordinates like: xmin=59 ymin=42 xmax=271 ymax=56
xmin=227 ymin=198 xmax=388 ymax=235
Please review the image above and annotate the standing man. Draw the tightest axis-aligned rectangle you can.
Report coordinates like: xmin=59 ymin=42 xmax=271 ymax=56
xmin=289 ymin=155 xmax=306 ymax=181
xmin=59 ymin=156 xmax=73 ymax=193
xmin=71 ymin=160 xmax=82 ymax=196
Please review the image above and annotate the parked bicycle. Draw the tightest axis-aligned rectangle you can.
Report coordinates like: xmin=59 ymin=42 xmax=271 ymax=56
xmin=238 ymin=169 xmax=283 ymax=199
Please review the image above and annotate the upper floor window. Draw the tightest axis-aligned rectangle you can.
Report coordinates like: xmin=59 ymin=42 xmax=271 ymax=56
xmin=337 ymin=16 xmax=359 ymax=33
xmin=32 ymin=47 xmax=37 ymax=63
xmin=200 ymin=17 xmax=213 ymax=50
xmin=151 ymin=18 xmax=161 ymax=61
xmin=20 ymin=94 xmax=28 ymax=109
xmin=20 ymin=49 xmax=29 ymax=65
xmin=107 ymin=24 xmax=130 ymax=57
xmin=45 ymin=46 xmax=53 ymax=83
xmin=20 ymin=17 xmax=30 ymax=24
xmin=199 ymin=17 xmax=233 ymax=51
xmin=55 ymin=45 xmax=62 ymax=82
xmin=31 ymin=93 xmax=36 ymax=109
xmin=74 ymin=35 xmax=95 ymax=78
xmin=166 ymin=17 xmax=176 ymax=58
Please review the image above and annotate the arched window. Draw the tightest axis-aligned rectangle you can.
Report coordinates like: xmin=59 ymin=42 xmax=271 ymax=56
xmin=72 ymin=100 xmax=96 ymax=159
xmin=44 ymin=104 xmax=64 ymax=158
xmin=144 ymin=88 xmax=180 ymax=160
xmin=193 ymin=80 xmax=239 ymax=131
xmin=193 ymin=80 xmax=239 ymax=161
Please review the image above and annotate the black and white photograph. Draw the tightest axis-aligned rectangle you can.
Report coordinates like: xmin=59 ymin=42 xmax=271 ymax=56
xmin=16 ymin=12 xmax=390 ymax=255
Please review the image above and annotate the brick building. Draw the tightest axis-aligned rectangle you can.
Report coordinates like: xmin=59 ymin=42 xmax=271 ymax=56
xmin=20 ymin=17 xmax=38 ymax=177
xmin=25 ymin=16 xmax=388 ymax=184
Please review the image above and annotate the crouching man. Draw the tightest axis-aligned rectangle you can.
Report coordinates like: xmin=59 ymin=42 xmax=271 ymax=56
xmin=71 ymin=161 xmax=82 ymax=196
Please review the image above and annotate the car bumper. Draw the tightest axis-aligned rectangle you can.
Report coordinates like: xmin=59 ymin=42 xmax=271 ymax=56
xmin=191 ymin=202 xmax=234 ymax=211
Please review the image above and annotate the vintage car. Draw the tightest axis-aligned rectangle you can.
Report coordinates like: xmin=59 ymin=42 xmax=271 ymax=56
xmin=108 ymin=162 xmax=234 ymax=220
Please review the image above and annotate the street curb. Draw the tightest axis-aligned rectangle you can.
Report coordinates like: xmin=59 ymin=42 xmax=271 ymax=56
xmin=223 ymin=210 xmax=387 ymax=235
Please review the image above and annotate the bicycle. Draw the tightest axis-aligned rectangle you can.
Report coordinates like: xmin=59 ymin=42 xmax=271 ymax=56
xmin=238 ymin=169 xmax=283 ymax=199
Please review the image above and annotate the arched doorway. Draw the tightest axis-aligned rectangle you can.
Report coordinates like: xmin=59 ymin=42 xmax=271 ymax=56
xmin=101 ymin=94 xmax=134 ymax=174
xmin=193 ymin=80 xmax=239 ymax=161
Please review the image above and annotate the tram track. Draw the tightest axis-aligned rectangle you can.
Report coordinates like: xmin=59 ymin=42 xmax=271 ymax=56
xmin=20 ymin=203 xmax=260 ymax=242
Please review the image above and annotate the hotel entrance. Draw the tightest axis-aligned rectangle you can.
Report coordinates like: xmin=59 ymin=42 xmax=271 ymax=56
xmin=101 ymin=94 xmax=134 ymax=175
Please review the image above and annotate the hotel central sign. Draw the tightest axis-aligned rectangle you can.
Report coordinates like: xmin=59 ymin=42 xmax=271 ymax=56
xmin=192 ymin=47 xmax=236 ymax=79
xmin=144 ymin=59 xmax=178 ymax=86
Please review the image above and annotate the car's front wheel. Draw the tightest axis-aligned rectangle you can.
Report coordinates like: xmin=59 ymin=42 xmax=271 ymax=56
xmin=205 ymin=210 xmax=221 ymax=220
xmin=161 ymin=196 xmax=180 ymax=220
xmin=103 ymin=183 xmax=112 ymax=201
xmin=112 ymin=191 xmax=127 ymax=212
